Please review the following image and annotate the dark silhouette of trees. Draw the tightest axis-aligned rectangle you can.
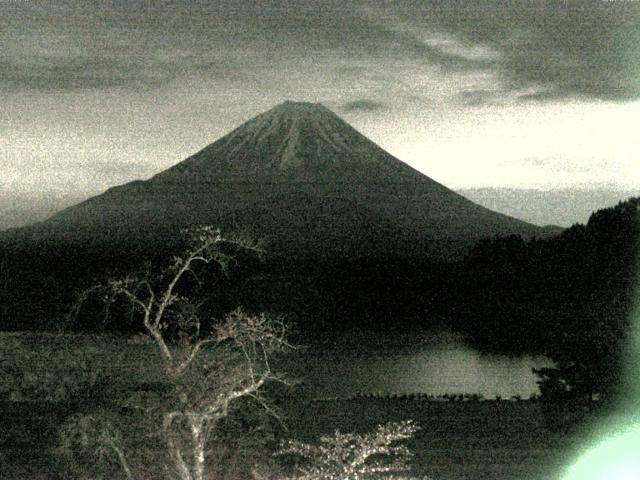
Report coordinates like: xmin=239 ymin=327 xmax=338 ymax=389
xmin=452 ymin=198 xmax=639 ymax=409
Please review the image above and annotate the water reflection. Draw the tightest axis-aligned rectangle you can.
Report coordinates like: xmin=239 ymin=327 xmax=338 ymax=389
xmin=284 ymin=331 xmax=553 ymax=399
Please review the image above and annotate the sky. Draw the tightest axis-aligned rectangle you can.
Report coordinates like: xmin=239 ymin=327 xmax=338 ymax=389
xmin=1 ymin=0 xmax=639 ymax=207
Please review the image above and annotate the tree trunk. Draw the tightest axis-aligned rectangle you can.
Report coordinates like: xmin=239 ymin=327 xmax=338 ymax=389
xmin=164 ymin=412 xmax=192 ymax=480
xmin=190 ymin=415 xmax=207 ymax=480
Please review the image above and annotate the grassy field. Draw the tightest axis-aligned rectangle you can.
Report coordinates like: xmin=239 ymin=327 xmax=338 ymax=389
xmin=0 ymin=332 xmax=602 ymax=479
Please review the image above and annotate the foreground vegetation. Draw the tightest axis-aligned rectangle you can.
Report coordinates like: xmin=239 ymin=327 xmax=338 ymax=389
xmin=1 ymin=331 xmax=613 ymax=480
xmin=0 ymin=392 xmax=599 ymax=479
xmin=2 ymin=196 xmax=637 ymax=479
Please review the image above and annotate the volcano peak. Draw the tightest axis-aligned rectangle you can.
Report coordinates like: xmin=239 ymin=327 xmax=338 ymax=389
xmin=275 ymin=100 xmax=326 ymax=110
xmin=153 ymin=100 xmax=407 ymax=182
xmin=258 ymin=100 xmax=341 ymax=127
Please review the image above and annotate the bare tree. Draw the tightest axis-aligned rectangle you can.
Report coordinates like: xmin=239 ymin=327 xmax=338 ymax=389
xmin=67 ymin=226 xmax=292 ymax=480
xmin=60 ymin=412 xmax=134 ymax=480
xmin=276 ymin=420 xmax=423 ymax=480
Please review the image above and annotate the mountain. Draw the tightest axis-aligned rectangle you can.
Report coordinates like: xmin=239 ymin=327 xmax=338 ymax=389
xmin=7 ymin=101 xmax=551 ymax=260
xmin=0 ymin=101 xmax=561 ymax=332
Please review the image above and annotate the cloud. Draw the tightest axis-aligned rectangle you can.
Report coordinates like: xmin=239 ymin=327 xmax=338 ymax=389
xmin=456 ymin=89 xmax=499 ymax=107
xmin=0 ymin=57 xmax=176 ymax=91
xmin=3 ymin=0 xmax=638 ymax=102
xmin=0 ymin=1 xmax=499 ymax=93
xmin=516 ymin=89 xmax=570 ymax=104
xmin=341 ymin=99 xmax=387 ymax=112
xmin=381 ymin=0 xmax=640 ymax=102
xmin=521 ymin=156 xmax=614 ymax=174
xmin=0 ymin=2 xmax=294 ymax=92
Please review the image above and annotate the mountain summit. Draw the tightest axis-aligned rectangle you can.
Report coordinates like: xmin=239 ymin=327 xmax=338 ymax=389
xmin=11 ymin=101 xmax=549 ymax=260
xmin=152 ymin=101 xmax=425 ymax=183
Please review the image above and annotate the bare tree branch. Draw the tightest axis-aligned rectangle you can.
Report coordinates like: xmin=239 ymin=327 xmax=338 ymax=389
xmin=68 ymin=226 xmax=291 ymax=480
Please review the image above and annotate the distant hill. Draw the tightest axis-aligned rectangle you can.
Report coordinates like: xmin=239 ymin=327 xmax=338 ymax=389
xmin=459 ymin=187 xmax=640 ymax=227
xmin=0 ymin=192 xmax=85 ymax=232
xmin=4 ymin=101 xmax=551 ymax=261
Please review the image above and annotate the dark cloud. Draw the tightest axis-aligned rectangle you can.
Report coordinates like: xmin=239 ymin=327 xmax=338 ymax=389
xmin=0 ymin=53 xmax=254 ymax=92
xmin=389 ymin=0 xmax=640 ymax=101
xmin=515 ymin=89 xmax=573 ymax=104
xmin=0 ymin=57 xmax=174 ymax=91
xmin=0 ymin=0 xmax=497 ymax=92
xmin=341 ymin=99 xmax=387 ymax=112
xmin=2 ymin=0 xmax=638 ymax=101
xmin=0 ymin=1 xmax=291 ymax=91
xmin=457 ymin=89 xmax=498 ymax=107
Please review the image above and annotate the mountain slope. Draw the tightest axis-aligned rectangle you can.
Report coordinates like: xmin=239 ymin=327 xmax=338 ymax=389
xmin=16 ymin=101 xmax=549 ymax=260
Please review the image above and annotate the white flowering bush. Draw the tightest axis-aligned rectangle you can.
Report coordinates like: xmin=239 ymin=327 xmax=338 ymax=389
xmin=276 ymin=420 xmax=425 ymax=480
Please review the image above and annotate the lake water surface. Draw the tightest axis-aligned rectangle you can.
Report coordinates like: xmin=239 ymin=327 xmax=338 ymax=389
xmin=284 ymin=331 xmax=554 ymax=400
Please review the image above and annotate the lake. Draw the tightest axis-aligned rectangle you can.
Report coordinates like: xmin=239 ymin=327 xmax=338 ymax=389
xmin=283 ymin=330 xmax=554 ymax=400
xmin=0 ymin=330 xmax=553 ymax=401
